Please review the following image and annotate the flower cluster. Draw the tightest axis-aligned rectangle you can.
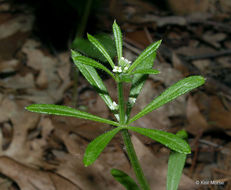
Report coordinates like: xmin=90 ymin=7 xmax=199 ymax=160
xmin=112 ymin=57 xmax=131 ymax=73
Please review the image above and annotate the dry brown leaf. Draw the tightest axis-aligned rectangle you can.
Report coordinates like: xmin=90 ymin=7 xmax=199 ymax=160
xmin=0 ymin=59 xmax=19 ymax=73
xmin=0 ymin=97 xmax=17 ymax=123
xmin=0 ymin=93 xmax=3 ymax=103
xmin=172 ymin=52 xmax=189 ymax=76
xmin=132 ymin=80 xmax=171 ymax=132
xmin=0 ymin=96 xmax=124 ymax=189
xmin=202 ymin=32 xmax=226 ymax=48
xmin=125 ymin=30 xmax=150 ymax=48
xmin=192 ymin=59 xmax=210 ymax=73
xmin=167 ymin=0 xmax=209 ymax=15
xmin=176 ymin=46 xmax=216 ymax=57
xmin=0 ymin=15 xmax=33 ymax=40
xmin=150 ymin=62 xmax=183 ymax=86
xmin=186 ymin=96 xmax=209 ymax=135
xmin=5 ymin=40 xmax=71 ymax=104
xmin=0 ymin=177 xmax=12 ymax=190
xmin=132 ymin=15 xmax=187 ymax=26
xmin=220 ymin=0 xmax=231 ymax=13
xmin=36 ymin=69 xmax=48 ymax=89
xmin=46 ymin=117 xmax=127 ymax=190
xmin=208 ymin=96 xmax=231 ymax=131
xmin=191 ymin=93 xmax=231 ymax=135
xmin=131 ymin=135 xmax=196 ymax=190
xmin=1 ymin=73 xmax=35 ymax=89
xmin=0 ymin=2 xmax=10 ymax=12
xmin=0 ymin=156 xmax=80 ymax=190
xmin=0 ymin=14 xmax=34 ymax=61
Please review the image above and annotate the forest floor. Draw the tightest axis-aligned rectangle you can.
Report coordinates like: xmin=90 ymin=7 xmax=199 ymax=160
xmin=0 ymin=0 xmax=231 ymax=189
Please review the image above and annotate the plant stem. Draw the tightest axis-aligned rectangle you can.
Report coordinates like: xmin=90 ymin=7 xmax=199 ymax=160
xmin=117 ymin=81 xmax=125 ymax=124
xmin=117 ymin=80 xmax=150 ymax=190
xmin=121 ymin=130 xmax=150 ymax=190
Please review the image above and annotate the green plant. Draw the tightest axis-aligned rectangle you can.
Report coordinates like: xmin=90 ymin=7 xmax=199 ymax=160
xmin=26 ymin=21 xmax=205 ymax=190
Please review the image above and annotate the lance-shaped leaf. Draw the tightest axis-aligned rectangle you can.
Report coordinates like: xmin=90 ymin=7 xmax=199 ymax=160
xmin=127 ymin=40 xmax=161 ymax=73
xmin=126 ymin=53 xmax=156 ymax=119
xmin=127 ymin=126 xmax=191 ymax=154
xmin=111 ymin=169 xmax=140 ymax=190
xmin=72 ymin=50 xmax=119 ymax=120
xmin=73 ymin=56 xmax=116 ymax=80
xmin=128 ymin=76 xmax=205 ymax=124
xmin=113 ymin=21 xmax=123 ymax=60
xmin=87 ymin=33 xmax=115 ymax=68
xmin=167 ymin=130 xmax=188 ymax=190
xmin=84 ymin=127 xmax=123 ymax=166
xmin=26 ymin=104 xmax=119 ymax=127
xmin=72 ymin=33 xmax=116 ymax=63
xmin=131 ymin=69 xmax=160 ymax=75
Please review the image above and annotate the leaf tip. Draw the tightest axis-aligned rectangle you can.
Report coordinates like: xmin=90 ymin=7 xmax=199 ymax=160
xmin=113 ymin=20 xmax=117 ymax=25
xmin=83 ymin=157 xmax=91 ymax=167
xmin=199 ymin=76 xmax=206 ymax=84
xmin=25 ymin=104 xmax=35 ymax=112
xmin=84 ymin=163 xmax=90 ymax=167
xmin=190 ymin=75 xmax=206 ymax=86
xmin=87 ymin=33 xmax=92 ymax=39
xmin=156 ymin=39 xmax=162 ymax=48
xmin=185 ymin=145 xmax=191 ymax=154
xmin=71 ymin=49 xmax=81 ymax=58
xmin=25 ymin=106 xmax=30 ymax=111
xmin=110 ymin=168 xmax=116 ymax=175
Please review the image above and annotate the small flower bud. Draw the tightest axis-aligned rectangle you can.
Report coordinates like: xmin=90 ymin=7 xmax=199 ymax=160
xmin=110 ymin=101 xmax=119 ymax=110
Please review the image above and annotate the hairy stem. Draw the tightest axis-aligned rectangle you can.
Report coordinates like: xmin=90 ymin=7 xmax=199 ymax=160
xmin=117 ymin=80 xmax=150 ymax=190
xmin=121 ymin=130 xmax=150 ymax=190
xmin=117 ymin=81 xmax=125 ymax=124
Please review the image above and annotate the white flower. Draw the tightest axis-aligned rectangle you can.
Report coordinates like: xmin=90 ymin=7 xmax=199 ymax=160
xmin=129 ymin=97 xmax=136 ymax=104
xmin=123 ymin=66 xmax=129 ymax=72
xmin=110 ymin=101 xmax=119 ymax=110
xmin=119 ymin=57 xmax=131 ymax=66
xmin=113 ymin=66 xmax=122 ymax=73
xmin=118 ymin=67 xmax=122 ymax=73
xmin=119 ymin=57 xmax=131 ymax=73
xmin=113 ymin=57 xmax=131 ymax=73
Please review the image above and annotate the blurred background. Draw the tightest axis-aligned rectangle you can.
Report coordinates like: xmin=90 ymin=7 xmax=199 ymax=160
xmin=0 ymin=0 xmax=231 ymax=189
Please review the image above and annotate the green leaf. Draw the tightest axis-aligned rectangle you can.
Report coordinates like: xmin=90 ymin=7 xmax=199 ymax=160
xmin=131 ymin=69 xmax=160 ymax=75
xmin=113 ymin=21 xmax=123 ymax=60
xmin=126 ymin=53 xmax=156 ymax=120
xmin=87 ymin=33 xmax=115 ymax=68
xmin=167 ymin=130 xmax=188 ymax=190
xmin=127 ymin=40 xmax=162 ymax=73
xmin=26 ymin=104 xmax=119 ymax=127
xmin=120 ymin=74 xmax=132 ymax=83
xmin=111 ymin=169 xmax=140 ymax=190
xmin=84 ymin=127 xmax=122 ymax=166
xmin=73 ymin=56 xmax=116 ymax=80
xmin=129 ymin=76 xmax=205 ymax=123
xmin=72 ymin=33 xmax=116 ymax=63
xmin=175 ymin=130 xmax=188 ymax=139
xmin=72 ymin=50 xmax=119 ymax=121
xmin=127 ymin=126 xmax=191 ymax=154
